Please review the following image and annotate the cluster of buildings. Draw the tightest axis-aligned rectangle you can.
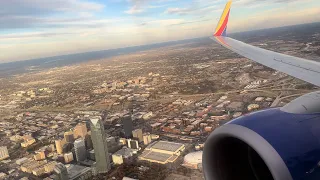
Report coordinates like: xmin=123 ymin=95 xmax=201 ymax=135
xmin=0 ymin=80 xmax=277 ymax=179
xmin=92 ymin=76 xmax=155 ymax=106
xmin=1 ymin=109 xmax=181 ymax=180
xmin=0 ymin=62 xmax=284 ymax=180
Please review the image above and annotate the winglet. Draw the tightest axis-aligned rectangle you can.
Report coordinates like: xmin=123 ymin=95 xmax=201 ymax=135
xmin=214 ymin=1 xmax=232 ymax=36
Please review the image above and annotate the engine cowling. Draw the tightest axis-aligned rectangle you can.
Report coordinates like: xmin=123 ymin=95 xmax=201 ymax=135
xmin=203 ymin=92 xmax=320 ymax=180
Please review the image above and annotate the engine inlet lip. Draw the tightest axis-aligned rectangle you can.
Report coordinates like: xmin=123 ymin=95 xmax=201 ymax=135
xmin=203 ymin=124 xmax=293 ymax=180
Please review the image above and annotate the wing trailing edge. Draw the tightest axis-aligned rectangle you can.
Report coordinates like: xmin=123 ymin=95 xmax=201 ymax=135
xmin=212 ymin=1 xmax=320 ymax=87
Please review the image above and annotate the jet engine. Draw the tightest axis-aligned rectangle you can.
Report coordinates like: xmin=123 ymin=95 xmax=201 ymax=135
xmin=203 ymin=91 xmax=320 ymax=180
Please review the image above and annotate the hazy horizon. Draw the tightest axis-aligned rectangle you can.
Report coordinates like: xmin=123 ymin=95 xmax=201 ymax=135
xmin=0 ymin=22 xmax=319 ymax=65
xmin=1 ymin=0 xmax=320 ymax=63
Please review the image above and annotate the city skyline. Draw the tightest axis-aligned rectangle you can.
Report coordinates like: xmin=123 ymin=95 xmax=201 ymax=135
xmin=1 ymin=0 xmax=320 ymax=62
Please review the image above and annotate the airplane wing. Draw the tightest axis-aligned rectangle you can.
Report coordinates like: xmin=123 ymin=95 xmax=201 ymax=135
xmin=212 ymin=1 xmax=320 ymax=87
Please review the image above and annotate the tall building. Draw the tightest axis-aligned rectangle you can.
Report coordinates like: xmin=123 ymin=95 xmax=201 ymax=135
xmin=127 ymin=139 xmax=139 ymax=150
xmin=143 ymin=134 xmax=152 ymax=145
xmin=132 ymin=129 xmax=143 ymax=142
xmin=74 ymin=123 xmax=88 ymax=139
xmin=90 ymin=118 xmax=110 ymax=173
xmin=64 ymin=131 xmax=74 ymax=143
xmin=64 ymin=152 xmax=74 ymax=163
xmin=54 ymin=163 xmax=68 ymax=180
xmin=122 ymin=115 xmax=133 ymax=138
xmin=55 ymin=139 xmax=66 ymax=155
xmin=0 ymin=146 xmax=9 ymax=161
xmin=74 ymin=139 xmax=86 ymax=162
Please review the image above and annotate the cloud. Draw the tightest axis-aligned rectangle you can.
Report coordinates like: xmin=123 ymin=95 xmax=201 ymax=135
xmin=165 ymin=8 xmax=193 ymax=15
xmin=124 ymin=0 xmax=171 ymax=15
xmin=0 ymin=0 xmax=104 ymax=16
xmin=125 ymin=5 xmax=145 ymax=14
xmin=0 ymin=0 xmax=105 ymax=30
xmin=229 ymin=3 xmax=320 ymax=32
xmin=165 ymin=5 xmax=219 ymax=16
xmin=0 ymin=15 xmax=125 ymax=29
xmin=233 ymin=0 xmax=309 ymax=6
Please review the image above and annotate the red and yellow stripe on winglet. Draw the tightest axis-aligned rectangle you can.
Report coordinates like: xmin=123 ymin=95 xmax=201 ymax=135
xmin=214 ymin=1 xmax=232 ymax=36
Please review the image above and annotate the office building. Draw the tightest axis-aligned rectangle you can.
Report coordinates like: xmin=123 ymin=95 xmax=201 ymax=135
xmin=90 ymin=118 xmax=110 ymax=173
xmin=32 ymin=167 xmax=46 ymax=176
xmin=112 ymin=147 xmax=134 ymax=165
xmin=119 ymin=138 xmax=127 ymax=145
xmin=55 ymin=139 xmax=66 ymax=155
xmin=21 ymin=160 xmax=47 ymax=173
xmin=143 ymin=134 xmax=152 ymax=145
xmin=47 ymin=144 xmax=56 ymax=152
xmin=54 ymin=163 xmax=68 ymax=180
xmin=74 ymin=123 xmax=88 ymax=139
xmin=0 ymin=146 xmax=9 ymax=161
xmin=16 ymin=157 xmax=29 ymax=165
xmin=62 ymin=142 xmax=73 ymax=153
xmin=74 ymin=139 xmax=86 ymax=162
xmin=44 ymin=161 xmax=58 ymax=173
xmin=127 ymin=139 xmax=139 ymax=150
xmin=132 ymin=129 xmax=143 ymax=142
xmin=106 ymin=137 xmax=121 ymax=154
xmin=64 ymin=152 xmax=74 ymax=163
xmin=122 ymin=115 xmax=133 ymax=138
xmin=34 ymin=151 xmax=46 ymax=161
xmin=64 ymin=131 xmax=74 ymax=143
xmin=21 ymin=135 xmax=36 ymax=147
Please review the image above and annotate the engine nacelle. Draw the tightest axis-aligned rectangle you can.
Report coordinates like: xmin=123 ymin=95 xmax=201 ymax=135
xmin=203 ymin=92 xmax=320 ymax=180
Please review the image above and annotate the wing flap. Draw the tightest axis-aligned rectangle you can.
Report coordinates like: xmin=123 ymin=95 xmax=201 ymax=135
xmin=212 ymin=36 xmax=320 ymax=87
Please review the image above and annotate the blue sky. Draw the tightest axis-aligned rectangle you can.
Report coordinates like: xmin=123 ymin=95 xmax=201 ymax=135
xmin=1 ymin=0 xmax=320 ymax=63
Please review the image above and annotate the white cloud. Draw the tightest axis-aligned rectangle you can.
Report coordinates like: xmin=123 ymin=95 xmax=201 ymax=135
xmin=0 ymin=0 xmax=105 ymax=29
xmin=125 ymin=5 xmax=145 ymax=14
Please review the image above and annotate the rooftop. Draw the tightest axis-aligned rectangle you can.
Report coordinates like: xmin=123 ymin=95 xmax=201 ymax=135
xmin=149 ymin=141 xmax=184 ymax=152
xmin=140 ymin=151 xmax=173 ymax=163
xmin=67 ymin=164 xmax=92 ymax=180
xmin=183 ymin=151 xmax=203 ymax=165
xmin=114 ymin=147 xmax=134 ymax=158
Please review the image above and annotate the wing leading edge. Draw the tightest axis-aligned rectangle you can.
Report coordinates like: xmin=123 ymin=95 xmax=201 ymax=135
xmin=212 ymin=1 xmax=320 ymax=87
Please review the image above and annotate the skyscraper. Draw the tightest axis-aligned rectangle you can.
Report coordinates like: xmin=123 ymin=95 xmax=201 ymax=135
xmin=132 ymin=129 xmax=143 ymax=142
xmin=143 ymin=134 xmax=152 ymax=145
xmin=74 ymin=139 xmax=86 ymax=162
xmin=64 ymin=152 xmax=74 ymax=163
xmin=55 ymin=139 xmax=66 ymax=155
xmin=127 ymin=139 xmax=139 ymax=150
xmin=64 ymin=131 xmax=74 ymax=143
xmin=90 ymin=118 xmax=110 ymax=173
xmin=122 ymin=115 xmax=133 ymax=138
xmin=74 ymin=123 xmax=88 ymax=139
xmin=54 ymin=163 xmax=68 ymax=180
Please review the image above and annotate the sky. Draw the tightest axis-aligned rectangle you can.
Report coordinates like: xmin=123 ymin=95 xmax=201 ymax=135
xmin=1 ymin=0 xmax=320 ymax=63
